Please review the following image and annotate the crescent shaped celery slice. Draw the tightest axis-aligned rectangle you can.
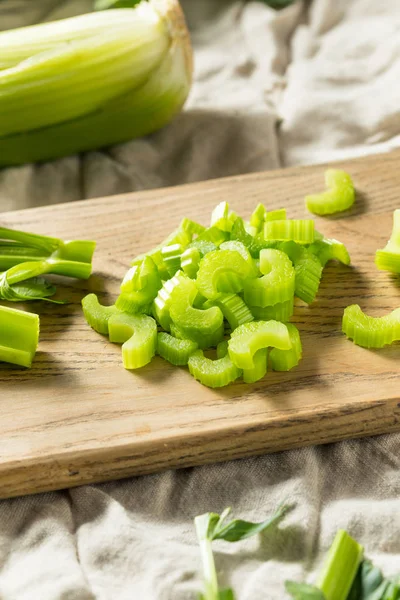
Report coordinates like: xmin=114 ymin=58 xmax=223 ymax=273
xmin=157 ymin=332 xmax=198 ymax=366
xmin=196 ymin=249 xmax=254 ymax=300
xmin=305 ymin=169 xmax=355 ymax=216
xmin=170 ymin=322 xmax=225 ymax=350
xmin=249 ymin=298 xmax=294 ymax=322
xmin=203 ymin=293 xmax=254 ymax=331
xmin=152 ymin=271 xmax=185 ymax=331
xmin=116 ymin=255 xmax=162 ymax=313
xmin=375 ymin=209 xmax=400 ymax=273
xmin=264 ymin=219 xmax=315 ymax=245
xmin=243 ymin=249 xmax=295 ymax=308
xmin=342 ymin=304 xmax=400 ymax=348
xmin=242 ymin=348 xmax=268 ymax=383
xmin=228 ymin=320 xmax=292 ymax=370
xmin=108 ymin=311 xmax=157 ymax=369
xmin=270 ymin=324 xmax=302 ymax=371
xmin=82 ymin=293 xmax=119 ymax=334
xmin=309 ymin=236 xmax=351 ymax=268
xmin=169 ymin=276 xmax=223 ymax=336
xmin=188 ymin=347 xmax=242 ymax=388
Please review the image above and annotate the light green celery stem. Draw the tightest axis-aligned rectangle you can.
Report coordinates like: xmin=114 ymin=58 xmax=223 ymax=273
xmin=181 ymin=247 xmax=201 ymax=279
xmin=188 ymin=349 xmax=242 ymax=388
xmin=203 ymin=294 xmax=254 ymax=331
xmin=179 ymin=217 xmax=206 ymax=237
xmin=117 ymin=256 xmax=162 ymax=313
xmin=169 ymin=276 xmax=223 ymax=336
xmin=157 ymin=332 xmax=197 ymax=366
xmin=219 ymin=241 xmax=259 ymax=277
xmin=250 ymin=203 xmax=267 ymax=233
xmin=249 ymin=298 xmax=294 ymax=322
xmin=242 ymin=348 xmax=267 ymax=383
xmin=279 ymin=241 xmax=323 ymax=304
xmin=316 ymin=530 xmax=363 ymax=600
xmin=228 ymin=320 xmax=292 ymax=370
xmin=342 ymin=304 xmax=400 ymax=348
xmin=108 ymin=311 xmax=157 ymax=369
xmin=196 ymin=227 xmax=230 ymax=247
xmin=243 ymin=249 xmax=295 ymax=308
xmin=0 ymin=305 xmax=39 ymax=367
xmin=230 ymin=217 xmax=275 ymax=258
xmin=82 ymin=293 xmax=119 ymax=335
xmin=264 ymin=219 xmax=315 ymax=244
xmin=269 ymin=324 xmax=302 ymax=371
xmin=210 ymin=202 xmax=238 ymax=233
xmin=152 ymin=271 xmax=185 ymax=331
xmin=170 ymin=322 xmax=225 ymax=350
xmin=196 ymin=249 xmax=254 ymax=300
xmin=0 ymin=21 xmax=191 ymax=166
xmin=194 ymin=515 xmax=220 ymax=600
xmin=305 ymin=169 xmax=355 ymax=216
xmin=375 ymin=209 xmax=400 ymax=273
xmin=265 ymin=208 xmax=286 ymax=221
xmin=308 ymin=237 xmax=350 ymax=268
xmin=161 ymin=243 xmax=184 ymax=277
xmin=0 ymin=6 xmax=169 ymax=136
xmin=188 ymin=239 xmax=217 ymax=257
xmin=0 ymin=226 xmax=60 ymax=253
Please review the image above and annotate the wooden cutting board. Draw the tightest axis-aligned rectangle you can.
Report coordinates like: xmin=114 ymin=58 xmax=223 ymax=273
xmin=1 ymin=151 xmax=400 ymax=500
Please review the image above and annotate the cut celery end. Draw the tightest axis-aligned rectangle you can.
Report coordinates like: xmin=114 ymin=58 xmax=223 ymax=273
xmin=188 ymin=349 xmax=242 ymax=388
xmin=170 ymin=322 xmax=225 ymax=350
xmin=152 ymin=271 xmax=185 ymax=331
xmin=157 ymin=332 xmax=197 ymax=366
xmin=82 ymin=293 xmax=119 ymax=335
xmin=342 ymin=304 xmax=400 ymax=348
xmin=108 ymin=311 xmax=157 ymax=369
xmin=196 ymin=249 xmax=254 ymax=300
xmin=316 ymin=530 xmax=363 ymax=600
xmin=270 ymin=324 xmax=302 ymax=371
xmin=0 ymin=304 xmax=39 ymax=367
xmin=205 ymin=293 xmax=254 ymax=331
xmin=375 ymin=249 xmax=400 ymax=273
xmin=169 ymin=277 xmax=224 ymax=335
xmin=305 ymin=169 xmax=355 ymax=216
xmin=249 ymin=298 xmax=294 ymax=322
xmin=181 ymin=247 xmax=201 ymax=279
xmin=243 ymin=249 xmax=295 ymax=308
xmin=265 ymin=208 xmax=286 ymax=221
xmin=243 ymin=348 xmax=267 ymax=383
xmin=220 ymin=241 xmax=259 ymax=278
xmin=309 ymin=238 xmax=351 ymax=268
xmin=264 ymin=219 xmax=315 ymax=245
xmin=228 ymin=320 xmax=292 ymax=370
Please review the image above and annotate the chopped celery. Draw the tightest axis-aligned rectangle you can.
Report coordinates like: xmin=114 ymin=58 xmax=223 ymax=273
xmin=188 ymin=239 xmax=218 ymax=256
xmin=152 ymin=271 xmax=185 ymax=331
xmin=197 ymin=226 xmax=230 ymax=247
xmin=309 ymin=237 xmax=351 ymax=268
xmin=250 ymin=203 xmax=267 ymax=233
xmin=228 ymin=320 xmax=292 ymax=370
xmin=279 ymin=241 xmax=323 ymax=304
xmin=82 ymin=293 xmax=119 ymax=335
xmin=242 ymin=348 xmax=268 ymax=383
xmin=169 ymin=276 xmax=224 ymax=336
xmin=157 ymin=332 xmax=198 ymax=366
xmin=270 ymin=324 xmax=302 ymax=371
xmin=204 ymin=294 xmax=254 ymax=330
xmin=181 ymin=247 xmax=201 ymax=279
xmin=265 ymin=208 xmax=286 ymax=221
xmin=196 ymin=249 xmax=255 ymax=300
xmin=264 ymin=219 xmax=315 ymax=245
xmin=188 ymin=349 xmax=242 ymax=388
xmin=179 ymin=217 xmax=206 ymax=237
xmin=249 ymin=298 xmax=294 ymax=322
xmin=0 ymin=304 xmax=39 ymax=367
xmin=342 ymin=304 xmax=400 ymax=348
xmin=170 ymin=322 xmax=225 ymax=350
xmin=161 ymin=243 xmax=184 ymax=277
xmin=108 ymin=312 xmax=157 ymax=369
xmin=210 ymin=202 xmax=238 ymax=233
xmin=305 ymin=169 xmax=355 ymax=216
xmin=375 ymin=210 xmax=400 ymax=273
xmin=316 ymin=530 xmax=363 ymax=600
xmin=243 ymin=249 xmax=295 ymax=308
xmin=230 ymin=218 xmax=275 ymax=258
xmin=219 ymin=241 xmax=259 ymax=277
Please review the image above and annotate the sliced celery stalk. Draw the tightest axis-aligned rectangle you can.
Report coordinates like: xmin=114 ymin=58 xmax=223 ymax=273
xmin=375 ymin=210 xmax=400 ymax=274
xmin=188 ymin=349 xmax=242 ymax=388
xmin=108 ymin=312 xmax=157 ymax=369
xmin=204 ymin=293 xmax=254 ymax=331
xmin=0 ymin=305 xmax=39 ymax=367
xmin=157 ymin=332 xmax=198 ymax=366
xmin=243 ymin=249 xmax=295 ymax=307
xmin=196 ymin=249 xmax=255 ymax=300
xmin=82 ymin=293 xmax=119 ymax=335
xmin=305 ymin=170 xmax=355 ymax=216
xmin=249 ymin=298 xmax=294 ymax=322
xmin=264 ymin=219 xmax=315 ymax=245
xmin=270 ymin=324 xmax=302 ymax=371
xmin=309 ymin=237 xmax=351 ymax=268
xmin=228 ymin=320 xmax=292 ymax=370
xmin=342 ymin=304 xmax=400 ymax=348
xmin=242 ymin=348 xmax=268 ymax=383
xmin=316 ymin=530 xmax=363 ymax=600
xmin=169 ymin=277 xmax=223 ymax=336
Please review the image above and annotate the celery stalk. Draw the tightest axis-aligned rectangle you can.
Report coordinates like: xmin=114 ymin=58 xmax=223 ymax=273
xmin=316 ymin=530 xmax=363 ymax=600
xmin=0 ymin=305 xmax=39 ymax=367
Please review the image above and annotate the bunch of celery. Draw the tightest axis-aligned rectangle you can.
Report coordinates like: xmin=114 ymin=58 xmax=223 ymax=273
xmin=0 ymin=0 xmax=192 ymax=166
xmin=82 ymin=193 xmax=351 ymax=387
xmin=0 ymin=226 xmax=95 ymax=367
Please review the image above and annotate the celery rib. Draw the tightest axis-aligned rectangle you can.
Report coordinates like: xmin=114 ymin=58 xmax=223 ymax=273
xmin=305 ymin=169 xmax=355 ymax=216
xmin=0 ymin=305 xmax=39 ymax=367
xmin=375 ymin=210 xmax=400 ymax=274
xmin=342 ymin=304 xmax=400 ymax=348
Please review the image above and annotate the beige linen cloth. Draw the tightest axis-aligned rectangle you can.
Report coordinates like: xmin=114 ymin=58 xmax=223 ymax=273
xmin=0 ymin=1 xmax=400 ymax=598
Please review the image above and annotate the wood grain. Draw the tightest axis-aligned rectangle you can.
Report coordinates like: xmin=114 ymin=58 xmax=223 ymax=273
xmin=1 ymin=150 xmax=400 ymax=500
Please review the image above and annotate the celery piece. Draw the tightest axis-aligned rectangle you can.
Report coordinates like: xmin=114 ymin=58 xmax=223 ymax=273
xmin=242 ymin=348 xmax=268 ymax=383
xmin=181 ymin=247 xmax=201 ymax=279
xmin=219 ymin=241 xmax=259 ymax=277
xmin=375 ymin=210 xmax=400 ymax=274
xmin=250 ymin=203 xmax=267 ymax=233
xmin=204 ymin=293 xmax=254 ymax=331
xmin=82 ymin=293 xmax=119 ymax=335
xmin=188 ymin=240 xmax=218 ymax=257
xmin=108 ymin=312 xmax=157 ymax=369
xmin=249 ymin=298 xmax=294 ymax=322
xmin=161 ymin=243 xmax=184 ymax=277
xmin=265 ymin=208 xmax=286 ymax=221
xmin=309 ymin=237 xmax=351 ymax=268
xmin=342 ymin=304 xmax=400 ymax=348
xmin=230 ymin=217 xmax=275 ymax=258
xmin=188 ymin=349 xmax=241 ymax=388
xmin=157 ymin=332 xmax=198 ymax=366
xmin=170 ymin=322 xmax=225 ymax=350
xmin=210 ymin=202 xmax=238 ymax=233
xmin=264 ymin=219 xmax=315 ymax=245
xmin=116 ymin=256 xmax=162 ymax=313
xmin=316 ymin=530 xmax=363 ymax=600
xmin=0 ymin=304 xmax=39 ymax=367
xmin=152 ymin=271 xmax=185 ymax=331
xmin=228 ymin=320 xmax=292 ymax=370
xmin=196 ymin=249 xmax=255 ymax=300
xmin=270 ymin=323 xmax=302 ymax=371
xmin=305 ymin=169 xmax=355 ymax=216
xmin=196 ymin=227 xmax=230 ymax=247
xmin=179 ymin=217 xmax=206 ymax=237
xmin=169 ymin=276 xmax=224 ymax=336
xmin=279 ymin=241 xmax=323 ymax=304
xmin=243 ymin=249 xmax=295 ymax=308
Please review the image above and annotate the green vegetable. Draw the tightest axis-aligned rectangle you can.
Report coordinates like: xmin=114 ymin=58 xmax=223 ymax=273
xmin=309 ymin=237 xmax=351 ymax=268
xmin=188 ymin=346 xmax=241 ymax=388
xmin=243 ymin=248 xmax=295 ymax=307
xmin=0 ymin=304 xmax=39 ymax=367
xmin=117 ymin=256 xmax=162 ymax=312
xmin=210 ymin=202 xmax=238 ymax=233
xmin=316 ymin=530 xmax=363 ymax=600
xmin=342 ymin=304 xmax=400 ymax=348
xmin=264 ymin=219 xmax=315 ymax=245
xmin=82 ymin=293 xmax=119 ymax=335
xmin=279 ymin=241 xmax=323 ymax=304
xmin=228 ymin=320 xmax=292 ymax=370
xmin=305 ymin=170 xmax=355 ymax=216
xmin=375 ymin=210 xmax=400 ymax=273
xmin=152 ymin=271 xmax=185 ymax=331
xmin=0 ymin=0 xmax=193 ymax=166
xmin=270 ymin=323 xmax=302 ymax=371
xmin=242 ymin=348 xmax=268 ymax=383
xmin=196 ymin=249 xmax=254 ymax=300
xmin=249 ymin=298 xmax=294 ymax=322
xmin=157 ymin=332 xmax=198 ymax=365
xmin=181 ymin=247 xmax=201 ymax=279
xmin=108 ymin=311 xmax=157 ymax=369
xmin=203 ymin=293 xmax=254 ymax=331
xmin=195 ymin=504 xmax=290 ymax=600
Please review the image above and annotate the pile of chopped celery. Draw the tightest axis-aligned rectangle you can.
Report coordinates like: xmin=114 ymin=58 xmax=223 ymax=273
xmin=83 ymin=201 xmax=351 ymax=387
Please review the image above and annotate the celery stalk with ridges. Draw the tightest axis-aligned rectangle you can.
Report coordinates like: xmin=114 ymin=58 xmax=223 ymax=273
xmin=0 ymin=305 xmax=39 ymax=367
xmin=0 ymin=0 xmax=193 ymax=166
